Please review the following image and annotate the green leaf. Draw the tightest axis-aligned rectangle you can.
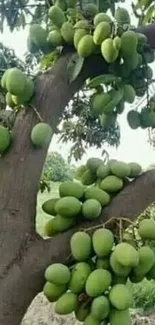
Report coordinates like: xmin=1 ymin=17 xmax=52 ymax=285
xmin=39 ymin=51 xmax=59 ymax=69
xmin=18 ymin=12 xmax=26 ymax=28
xmin=103 ymin=88 xmax=124 ymax=113
xmin=143 ymin=5 xmax=154 ymax=23
xmin=87 ymin=74 xmax=121 ymax=88
xmin=135 ymin=0 xmax=152 ymax=9
xmin=99 ymin=0 xmax=111 ymax=12
xmin=67 ymin=54 xmax=84 ymax=83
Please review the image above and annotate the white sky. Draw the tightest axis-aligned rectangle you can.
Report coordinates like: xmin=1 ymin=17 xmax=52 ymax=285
xmin=1 ymin=1 xmax=155 ymax=168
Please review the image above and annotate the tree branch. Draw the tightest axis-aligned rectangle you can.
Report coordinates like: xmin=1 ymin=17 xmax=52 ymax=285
xmin=40 ymin=170 xmax=155 ymax=265
xmin=4 ymin=169 xmax=153 ymax=325
xmin=137 ymin=23 xmax=155 ymax=49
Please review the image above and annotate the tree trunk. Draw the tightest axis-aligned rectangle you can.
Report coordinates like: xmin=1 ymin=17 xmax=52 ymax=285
xmin=0 ymin=51 xmax=108 ymax=325
xmin=0 ymin=23 xmax=155 ymax=325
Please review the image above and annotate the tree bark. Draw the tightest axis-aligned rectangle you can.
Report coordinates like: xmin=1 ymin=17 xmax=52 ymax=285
xmin=0 ymin=23 xmax=155 ymax=325
xmin=0 ymin=51 xmax=108 ymax=325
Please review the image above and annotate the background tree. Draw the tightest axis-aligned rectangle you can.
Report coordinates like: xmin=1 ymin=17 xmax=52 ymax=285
xmin=43 ymin=152 xmax=76 ymax=182
xmin=0 ymin=1 xmax=155 ymax=325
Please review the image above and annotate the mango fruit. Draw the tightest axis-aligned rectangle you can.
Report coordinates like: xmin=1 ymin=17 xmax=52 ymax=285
xmin=123 ymin=84 xmax=136 ymax=103
xmin=83 ymin=3 xmax=98 ymax=18
xmin=110 ymin=252 xmax=131 ymax=277
xmin=109 ymin=308 xmax=131 ymax=325
xmin=45 ymin=263 xmax=71 ymax=284
xmin=91 ymin=295 xmax=110 ymax=320
xmin=0 ymin=126 xmax=11 ymax=153
xmin=82 ymin=199 xmax=102 ymax=220
xmin=87 ymin=157 xmax=102 ymax=172
xmin=43 ymin=281 xmax=67 ymax=302
xmin=47 ymin=30 xmax=63 ymax=47
xmin=110 ymin=161 xmax=131 ymax=178
xmin=84 ymin=186 xmax=110 ymax=206
xmin=31 ymin=123 xmax=53 ymax=147
xmin=86 ymin=269 xmax=112 ymax=297
xmin=93 ymin=228 xmax=114 ymax=258
xmin=59 ymin=181 xmax=84 ymax=199
xmin=127 ymin=110 xmax=141 ymax=129
xmin=94 ymin=13 xmax=112 ymax=26
xmin=133 ymin=246 xmax=155 ymax=277
xmin=109 ymin=284 xmax=132 ymax=310
xmin=138 ymin=219 xmax=155 ymax=240
xmin=55 ymin=196 xmax=81 ymax=218
xmin=78 ymin=35 xmax=95 ymax=57
xmin=93 ymin=22 xmax=111 ymax=45
xmin=101 ymin=38 xmax=118 ymax=63
xmin=69 ymin=262 xmax=92 ymax=293
xmin=114 ymin=243 xmax=139 ymax=267
xmin=115 ymin=7 xmax=131 ymax=25
xmin=97 ymin=163 xmax=110 ymax=179
xmin=61 ymin=22 xmax=74 ymax=43
xmin=42 ymin=198 xmax=59 ymax=216
xmin=100 ymin=175 xmax=123 ymax=193
xmin=6 ymin=67 xmax=27 ymax=97
xmin=70 ymin=231 xmax=92 ymax=261
xmin=55 ymin=292 xmax=78 ymax=314
xmin=48 ymin=5 xmax=66 ymax=27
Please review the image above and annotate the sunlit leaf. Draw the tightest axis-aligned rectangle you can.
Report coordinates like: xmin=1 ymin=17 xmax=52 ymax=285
xmin=67 ymin=53 xmax=84 ymax=83
xmin=87 ymin=74 xmax=121 ymax=88
xmin=135 ymin=0 xmax=152 ymax=9
xmin=39 ymin=51 xmax=58 ymax=69
xmin=143 ymin=5 xmax=154 ymax=23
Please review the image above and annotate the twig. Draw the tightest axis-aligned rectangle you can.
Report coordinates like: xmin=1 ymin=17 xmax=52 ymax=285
xmin=30 ymin=104 xmax=44 ymax=122
xmin=82 ymin=216 xmax=135 ymax=233
xmin=119 ymin=218 xmax=124 ymax=242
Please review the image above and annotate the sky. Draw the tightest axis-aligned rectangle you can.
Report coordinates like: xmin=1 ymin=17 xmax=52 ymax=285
xmin=0 ymin=1 xmax=155 ymax=168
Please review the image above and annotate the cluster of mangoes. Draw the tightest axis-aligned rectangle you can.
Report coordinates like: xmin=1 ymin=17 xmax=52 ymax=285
xmin=43 ymin=218 xmax=155 ymax=325
xmin=0 ymin=67 xmax=53 ymax=150
xmin=43 ymin=157 xmax=142 ymax=236
xmin=27 ymin=1 xmax=154 ymax=131
xmin=126 ymin=95 xmax=155 ymax=130
xmin=1 ymin=67 xmax=34 ymax=107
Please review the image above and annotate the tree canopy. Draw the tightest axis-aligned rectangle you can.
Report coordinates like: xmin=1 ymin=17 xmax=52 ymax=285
xmin=0 ymin=1 xmax=155 ymax=325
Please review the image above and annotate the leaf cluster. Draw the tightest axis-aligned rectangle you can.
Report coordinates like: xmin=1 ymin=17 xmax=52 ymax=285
xmin=59 ymin=90 xmax=120 ymax=161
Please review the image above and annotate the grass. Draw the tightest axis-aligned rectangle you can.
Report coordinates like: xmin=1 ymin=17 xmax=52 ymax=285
xmin=36 ymin=182 xmax=60 ymax=237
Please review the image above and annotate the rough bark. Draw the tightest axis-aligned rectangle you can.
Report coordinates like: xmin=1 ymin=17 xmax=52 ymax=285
xmin=0 ymin=23 xmax=155 ymax=325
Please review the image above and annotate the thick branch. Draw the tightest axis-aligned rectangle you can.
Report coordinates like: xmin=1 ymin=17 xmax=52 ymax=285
xmin=2 ymin=170 xmax=153 ymax=325
xmin=40 ymin=170 xmax=155 ymax=263
xmin=11 ymin=169 xmax=154 ymax=307
xmin=137 ymin=23 xmax=155 ymax=49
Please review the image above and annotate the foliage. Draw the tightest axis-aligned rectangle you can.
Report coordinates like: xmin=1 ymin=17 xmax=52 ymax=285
xmin=39 ymin=177 xmax=51 ymax=193
xmin=42 ymin=152 xmax=76 ymax=182
xmin=132 ymin=0 xmax=155 ymax=25
xmin=1 ymin=0 xmax=155 ymax=161
xmin=60 ymin=91 xmax=120 ymax=161
xmin=129 ymin=279 xmax=155 ymax=311
xmin=0 ymin=0 xmax=114 ymax=32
